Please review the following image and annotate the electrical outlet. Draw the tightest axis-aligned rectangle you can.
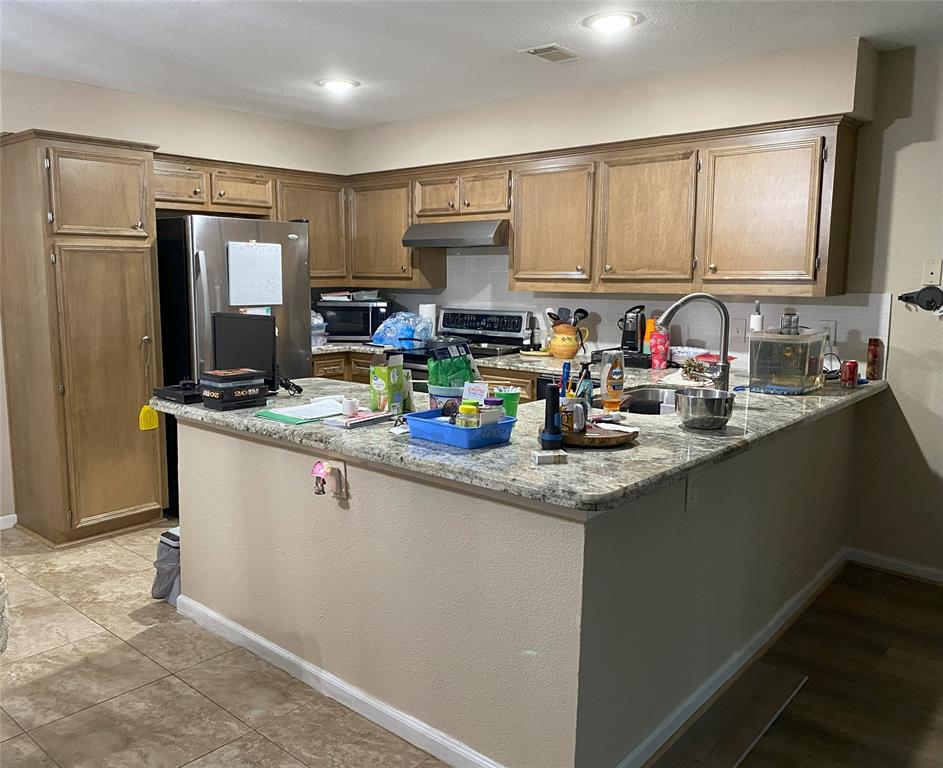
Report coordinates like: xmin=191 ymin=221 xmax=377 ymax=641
xmin=731 ymin=318 xmax=747 ymax=345
xmin=923 ymin=259 xmax=942 ymax=286
xmin=820 ymin=320 xmax=838 ymax=346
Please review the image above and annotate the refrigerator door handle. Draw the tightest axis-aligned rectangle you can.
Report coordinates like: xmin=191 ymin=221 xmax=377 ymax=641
xmin=191 ymin=249 xmax=210 ymax=379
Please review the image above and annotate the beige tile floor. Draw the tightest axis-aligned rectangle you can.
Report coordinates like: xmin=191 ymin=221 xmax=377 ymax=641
xmin=0 ymin=525 xmax=446 ymax=768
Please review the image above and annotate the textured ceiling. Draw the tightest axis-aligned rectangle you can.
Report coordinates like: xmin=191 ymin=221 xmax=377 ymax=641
xmin=2 ymin=1 xmax=942 ymax=130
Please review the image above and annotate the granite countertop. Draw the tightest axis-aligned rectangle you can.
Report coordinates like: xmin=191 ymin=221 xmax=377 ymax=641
xmin=311 ymin=343 xmax=388 ymax=356
xmin=153 ymin=376 xmax=887 ymax=520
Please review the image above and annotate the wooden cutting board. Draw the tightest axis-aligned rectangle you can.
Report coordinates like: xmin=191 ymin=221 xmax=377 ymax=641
xmin=561 ymin=425 xmax=639 ymax=447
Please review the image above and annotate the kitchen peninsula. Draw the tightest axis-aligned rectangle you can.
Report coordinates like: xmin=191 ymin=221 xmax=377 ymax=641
xmin=152 ymin=375 xmax=885 ymax=768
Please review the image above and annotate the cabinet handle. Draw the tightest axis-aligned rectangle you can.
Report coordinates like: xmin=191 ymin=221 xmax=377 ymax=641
xmin=463 ymin=199 xmax=470 ymax=207
xmin=708 ymin=264 xmax=718 ymax=273
xmin=604 ymin=264 xmax=613 ymax=273
xmin=193 ymin=188 xmax=201 ymax=196
xmin=218 ymin=190 xmax=226 ymax=197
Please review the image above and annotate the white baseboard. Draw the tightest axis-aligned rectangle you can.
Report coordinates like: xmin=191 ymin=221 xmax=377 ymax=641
xmin=845 ymin=547 xmax=943 ymax=584
xmin=614 ymin=547 xmax=848 ymax=768
xmin=0 ymin=514 xmax=17 ymax=530
xmin=177 ymin=596 xmax=506 ymax=768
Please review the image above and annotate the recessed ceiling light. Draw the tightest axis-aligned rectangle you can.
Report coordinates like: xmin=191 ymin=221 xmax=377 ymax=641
xmin=317 ymin=78 xmax=361 ymax=94
xmin=582 ymin=11 xmax=642 ymax=34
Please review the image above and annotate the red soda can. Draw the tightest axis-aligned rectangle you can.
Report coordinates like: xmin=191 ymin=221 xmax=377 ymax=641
xmin=840 ymin=359 xmax=858 ymax=388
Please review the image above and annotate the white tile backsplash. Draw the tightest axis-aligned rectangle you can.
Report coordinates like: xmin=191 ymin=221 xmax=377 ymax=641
xmin=382 ymin=252 xmax=890 ymax=374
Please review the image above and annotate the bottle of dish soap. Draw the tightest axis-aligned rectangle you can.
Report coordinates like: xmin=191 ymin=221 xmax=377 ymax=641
xmin=601 ymin=350 xmax=625 ymax=412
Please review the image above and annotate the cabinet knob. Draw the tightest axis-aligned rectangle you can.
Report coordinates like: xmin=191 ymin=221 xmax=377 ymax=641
xmin=193 ymin=188 xmax=201 ymax=196
xmin=463 ymin=199 xmax=470 ymax=207
xmin=708 ymin=264 xmax=717 ymax=273
xmin=134 ymin=220 xmax=143 ymax=229
xmin=576 ymin=265 xmax=584 ymax=273
xmin=604 ymin=264 xmax=613 ymax=273
xmin=218 ymin=190 xmax=226 ymax=197
xmin=448 ymin=200 xmax=455 ymax=209
xmin=401 ymin=265 xmax=407 ymax=273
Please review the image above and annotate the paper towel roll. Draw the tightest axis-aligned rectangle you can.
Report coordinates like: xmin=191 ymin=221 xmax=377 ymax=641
xmin=419 ymin=303 xmax=437 ymax=331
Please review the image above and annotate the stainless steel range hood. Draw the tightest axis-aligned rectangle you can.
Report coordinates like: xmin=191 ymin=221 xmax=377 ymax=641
xmin=402 ymin=219 xmax=509 ymax=248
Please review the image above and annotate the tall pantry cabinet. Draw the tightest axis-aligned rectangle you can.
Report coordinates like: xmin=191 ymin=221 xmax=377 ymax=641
xmin=1 ymin=130 xmax=166 ymax=545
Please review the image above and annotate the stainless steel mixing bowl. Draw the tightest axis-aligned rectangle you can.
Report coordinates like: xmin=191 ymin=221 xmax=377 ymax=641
xmin=674 ymin=388 xmax=736 ymax=430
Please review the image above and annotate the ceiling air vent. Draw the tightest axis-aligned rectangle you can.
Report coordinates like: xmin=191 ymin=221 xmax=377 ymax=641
xmin=521 ymin=43 xmax=581 ymax=65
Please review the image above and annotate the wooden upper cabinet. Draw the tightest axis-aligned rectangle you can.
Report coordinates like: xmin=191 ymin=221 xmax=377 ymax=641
xmin=276 ymin=179 xmax=347 ymax=280
xmin=595 ymin=149 xmax=698 ymax=283
xmin=349 ymin=181 xmax=412 ymax=279
xmin=698 ymin=134 xmax=824 ymax=283
xmin=47 ymin=147 xmax=149 ymax=238
xmin=459 ymin=170 xmax=509 ymax=214
xmin=154 ymin=161 xmax=208 ymax=204
xmin=414 ymin=176 xmax=460 ymax=216
xmin=54 ymin=243 xmax=164 ymax=527
xmin=211 ymin=169 xmax=274 ymax=208
xmin=511 ymin=162 xmax=595 ymax=284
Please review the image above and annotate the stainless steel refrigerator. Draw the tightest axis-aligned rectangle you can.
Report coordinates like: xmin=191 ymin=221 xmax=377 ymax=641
xmin=156 ymin=215 xmax=310 ymax=515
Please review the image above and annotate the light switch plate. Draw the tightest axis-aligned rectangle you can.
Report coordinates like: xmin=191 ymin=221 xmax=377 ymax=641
xmin=923 ymin=260 xmax=942 ymax=286
xmin=731 ymin=318 xmax=747 ymax=345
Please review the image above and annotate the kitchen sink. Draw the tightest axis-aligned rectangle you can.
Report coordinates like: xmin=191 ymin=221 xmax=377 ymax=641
xmin=593 ymin=387 xmax=677 ymax=415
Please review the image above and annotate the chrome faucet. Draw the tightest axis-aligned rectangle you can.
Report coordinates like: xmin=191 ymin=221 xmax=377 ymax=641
xmin=656 ymin=292 xmax=731 ymax=392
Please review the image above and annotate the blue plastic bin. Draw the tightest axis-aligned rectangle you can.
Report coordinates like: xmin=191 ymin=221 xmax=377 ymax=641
xmin=404 ymin=409 xmax=516 ymax=449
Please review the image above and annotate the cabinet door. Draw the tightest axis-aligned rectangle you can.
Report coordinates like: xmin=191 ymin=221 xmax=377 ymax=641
xmin=349 ymin=353 xmax=373 ymax=384
xmin=414 ymin=176 xmax=460 ymax=216
xmin=47 ymin=148 xmax=149 ymax=238
xmin=349 ymin=182 xmax=412 ymax=279
xmin=595 ymin=150 xmax=697 ymax=282
xmin=211 ymin=169 xmax=274 ymax=208
xmin=276 ymin=180 xmax=347 ymax=279
xmin=459 ymin=170 xmax=510 ymax=214
xmin=312 ymin=353 xmax=348 ymax=380
xmin=512 ymin=163 xmax=594 ymax=284
xmin=54 ymin=244 xmax=163 ymax=528
xmin=154 ymin=161 xmax=208 ymax=205
xmin=476 ymin=368 xmax=535 ymax=402
xmin=698 ymin=136 xmax=824 ymax=283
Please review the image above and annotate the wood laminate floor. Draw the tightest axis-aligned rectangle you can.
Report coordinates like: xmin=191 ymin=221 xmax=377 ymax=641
xmin=0 ymin=525 xmax=444 ymax=768
xmin=741 ymin=563 xmax=943 ymax=768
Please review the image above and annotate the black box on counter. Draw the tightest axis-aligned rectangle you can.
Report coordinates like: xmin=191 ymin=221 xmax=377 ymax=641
xmin=199 ymin=368 xmax=268 ymax=411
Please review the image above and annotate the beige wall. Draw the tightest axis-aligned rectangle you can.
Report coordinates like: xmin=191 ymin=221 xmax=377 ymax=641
xmin=178 ymin=423 xmax=585 ymax=768
xmin=848 ymin=44 xmax=943 ymax=569
xmin=344 ymin=38 xmax=873 ymax=173
xmin=0 ymin=70 xmax=346 ymax=173
xmin=576 ymin=407 xmax=855 ymax=767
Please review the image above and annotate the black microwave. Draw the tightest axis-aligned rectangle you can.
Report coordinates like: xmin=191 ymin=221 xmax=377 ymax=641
xmin=315 ymin=301 xmax=389 ymax=341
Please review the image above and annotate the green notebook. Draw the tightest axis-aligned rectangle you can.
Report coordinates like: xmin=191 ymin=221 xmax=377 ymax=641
xmin=256 ymin=397 xmax=344 ymax=425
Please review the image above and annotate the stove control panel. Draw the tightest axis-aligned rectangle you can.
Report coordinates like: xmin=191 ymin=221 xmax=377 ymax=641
xmin=439 ymin=308 xmax=532 ymax=339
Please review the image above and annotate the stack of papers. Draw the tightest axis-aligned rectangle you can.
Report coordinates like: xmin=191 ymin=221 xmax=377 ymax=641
xmin=256 ymin=397 xmax=344 ymax=425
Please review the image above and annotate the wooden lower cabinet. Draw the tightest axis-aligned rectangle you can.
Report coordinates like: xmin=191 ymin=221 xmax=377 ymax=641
xmin=54 ymin=244 xmax=164 ymax=528
xmin=312 ymin=353 xmax=348 ymax=380
xmin=476 ymin=367 xmax=536 ymax=402
xmin=349 ymin=353 xmax=374 ymax=384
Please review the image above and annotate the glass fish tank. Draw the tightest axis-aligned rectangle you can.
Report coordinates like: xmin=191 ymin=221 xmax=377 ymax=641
xmin=749 ymin=330 xmax=826 ymax=395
